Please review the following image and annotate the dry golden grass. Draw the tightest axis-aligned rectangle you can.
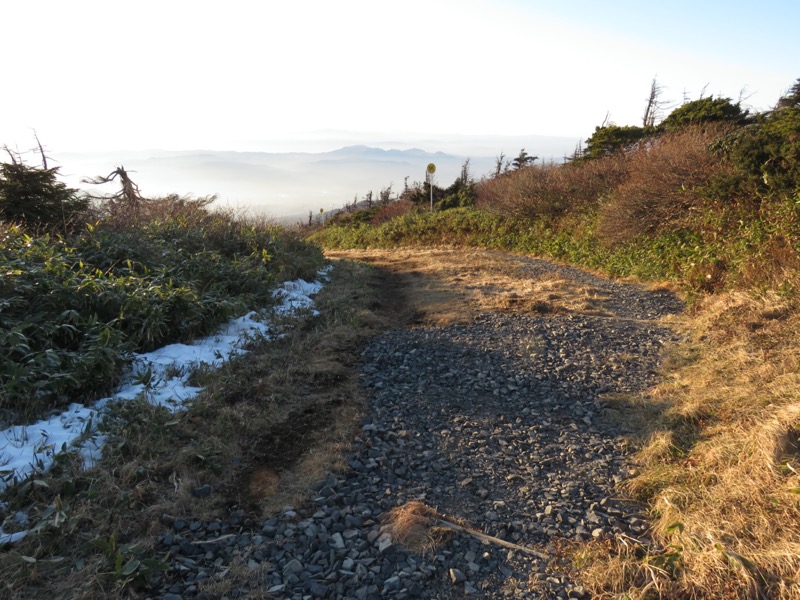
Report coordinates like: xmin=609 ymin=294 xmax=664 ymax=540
xmin=327 ymin=247 xmax=618 ymax=325
xmin=198 ymin=553 xmax=276 ymax=599
xmin=583 ymin=290 xmax=800 ymax=598
xmin=185 ymin=260 xmax=410 ymax=517
xmin=383 ymin=501 xmax=450 ymax=555
xmin=9 ymin=243 xmax=797 ymax=598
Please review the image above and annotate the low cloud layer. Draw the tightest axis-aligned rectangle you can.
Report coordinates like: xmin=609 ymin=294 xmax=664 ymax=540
xmin=54 ymin=136 xmax=577 ymax=221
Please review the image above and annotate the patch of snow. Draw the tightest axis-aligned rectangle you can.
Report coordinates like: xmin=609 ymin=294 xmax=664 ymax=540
xmin=271 ymin=275 xmax=328 ymax=316
xmin=0 ymin=267 xmax=331 ymax=544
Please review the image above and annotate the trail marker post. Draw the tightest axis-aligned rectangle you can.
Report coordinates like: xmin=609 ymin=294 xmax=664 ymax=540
xmin=426 ymin=163 xmax=436 ymax=212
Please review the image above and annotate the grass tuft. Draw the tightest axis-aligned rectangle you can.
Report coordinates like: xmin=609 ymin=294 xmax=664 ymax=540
xmin=384 ymin=501 xmax=447 ymax=555
xmin=580 ymin=291 xmax=800 ymax=598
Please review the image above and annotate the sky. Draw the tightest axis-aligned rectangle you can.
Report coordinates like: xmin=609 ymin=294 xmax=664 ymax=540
xmin=1 ymin=0 xmax=797 ymax=213
xmin=3 ymin=0 xmax=797 ymax=154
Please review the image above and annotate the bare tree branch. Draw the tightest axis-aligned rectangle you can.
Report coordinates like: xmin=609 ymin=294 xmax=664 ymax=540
xmin=494 ymin=152 xmax=505 ymax=177
xmin=32 ymin=131 xmax=48 ymax=170
xmin=643 ymin=78 xmax=672 ymax=128
xmin=3 ymin=145 xmax=20 ymax=165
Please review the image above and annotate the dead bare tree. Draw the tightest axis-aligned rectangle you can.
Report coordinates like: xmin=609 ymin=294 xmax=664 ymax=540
xmin=642 ymin=78 xmax=670 ymax=128
xmin=3 ymin=145 xmax=19 ymax=165
xmin=379 ymin=184 xmax=393 ymax=207
xmin=738 ymin=85 xmax=755 ymax=105
xmin=459 ymin=158 xmax=471 ymax=184
xmin=32 ymin=131 xmax=49 ymax=170
xmin=494 ymin=152 xmax=508 ymax=177
xmin=82 ymin=166 xmax=143 ymax=219
xmin=569 ymin=139 xmax=584 ymax=162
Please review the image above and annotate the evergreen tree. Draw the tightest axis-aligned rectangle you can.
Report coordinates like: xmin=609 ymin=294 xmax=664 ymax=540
xmin=583 ymin=124 xmax=648 ymax=159
xmin=658 ymin=96 xmax=748 ymax=132
xmin=512 ymin=149 xmax=537 ymax=169
xmin=0 ymin=152 xmax=87 ymax=229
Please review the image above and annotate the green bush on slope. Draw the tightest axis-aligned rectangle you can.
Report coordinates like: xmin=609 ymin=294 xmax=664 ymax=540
xmin=0 ymin=194 xmax=324 ymax=420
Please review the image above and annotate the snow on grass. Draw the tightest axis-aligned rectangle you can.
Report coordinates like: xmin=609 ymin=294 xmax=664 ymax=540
xmin=0 ymin=267 xmax=331 ymax=544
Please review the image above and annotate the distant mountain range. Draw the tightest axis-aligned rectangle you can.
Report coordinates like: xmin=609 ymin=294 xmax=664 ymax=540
xmin=55 ymin=143 xmax=572 ymax=221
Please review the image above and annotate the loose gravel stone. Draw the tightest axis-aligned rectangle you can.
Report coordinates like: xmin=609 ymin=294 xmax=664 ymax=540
xmin=151 ymin=257 xmax=683 ymax=598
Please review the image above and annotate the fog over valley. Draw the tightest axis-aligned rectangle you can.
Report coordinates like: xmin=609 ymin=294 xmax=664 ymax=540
xmin=54 ymin=135 xmax=578 ymax=223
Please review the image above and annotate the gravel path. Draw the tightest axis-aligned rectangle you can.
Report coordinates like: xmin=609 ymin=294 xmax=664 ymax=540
xmin=151 ymin=258 xmax=683 ymax=599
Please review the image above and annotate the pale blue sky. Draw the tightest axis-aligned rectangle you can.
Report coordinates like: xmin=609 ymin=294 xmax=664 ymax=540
xmin=1 ymin=0 xmax=797 ymax=156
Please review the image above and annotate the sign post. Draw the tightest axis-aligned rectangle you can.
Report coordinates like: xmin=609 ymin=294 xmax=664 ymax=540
xmin=426 ymin=163 xmax=436 ymax=212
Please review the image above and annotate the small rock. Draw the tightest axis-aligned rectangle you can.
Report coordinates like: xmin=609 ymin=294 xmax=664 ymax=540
xmin=284 ymin=558 xmax=304 ymax=574
xmin=191 ymin=484 xmax=213 ymax=498
xmin=383 ymin=576 xmax=401 ymax=592
xmin=569 ymin=585 xmax=589 ymax=599
xmin=318 ymin=486 xmax=336 ymax=498
xmin=449 ymin=568 xmax=467 ymax=584
xmin=330 ymin=532 xmax=345 ymax=549
xmin=376 ymin=532 xmax=393 ymax=554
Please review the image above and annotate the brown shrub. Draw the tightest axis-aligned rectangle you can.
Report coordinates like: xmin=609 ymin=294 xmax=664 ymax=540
xmin=476 ymin=154 xmax=629 ymax=220
xmin=93 ymin=192 xmax=222 ymax=228
xmin=597 ymin=125 xmax=733 ymax=245
xmin=371 ymin=199 xmax=415 ymax=225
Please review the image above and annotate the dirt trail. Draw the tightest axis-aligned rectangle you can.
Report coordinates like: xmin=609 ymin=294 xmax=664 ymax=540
xmin=326 ymin=247 xmax=683 ymax=324
xmin=149 ymin=247 xmax=685 ymax=599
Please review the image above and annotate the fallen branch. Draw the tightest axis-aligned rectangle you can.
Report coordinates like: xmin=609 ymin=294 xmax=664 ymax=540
xmin=384 ymin=501 xmax=549 ymax=560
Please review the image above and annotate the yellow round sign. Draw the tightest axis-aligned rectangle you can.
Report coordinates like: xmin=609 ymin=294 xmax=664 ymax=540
xmin=426 ymin=163 xmax=436 ymax=174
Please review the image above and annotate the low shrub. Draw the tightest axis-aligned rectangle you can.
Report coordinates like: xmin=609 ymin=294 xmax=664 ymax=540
xmin=716 ymin=100 xmax=800 ymax=198
xmin=597 ymin=125 xmax=733 ymax=245
xmin=371 ymin=200 xmax=415 ymax=225
xmin=312 ymin=81 xmax=800 ymax=302
xmin=476 ymin=153 xmax=629 ymax=220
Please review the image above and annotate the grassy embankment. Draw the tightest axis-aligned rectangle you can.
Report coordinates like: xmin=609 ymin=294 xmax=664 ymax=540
xmin=310 ymin=88 xmax=800 ymax=598
xmin=0 ymin=188 xmax=410 ymax=597
xmin=0 ymin=198 xmax=322 ymax=423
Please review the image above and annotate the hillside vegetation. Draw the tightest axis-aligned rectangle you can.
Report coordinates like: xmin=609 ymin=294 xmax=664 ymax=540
xmin=0 ymin=156 xmax=351 ymax=596
xmin=312 ymin=81 xmax=800 ymax=297
xmin=0 ymin=166 xmax=324 ymax=423
xmin=310 ymin=80 xmax=800 ymax=598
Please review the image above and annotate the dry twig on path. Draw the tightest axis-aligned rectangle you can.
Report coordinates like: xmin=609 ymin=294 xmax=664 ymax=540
xmin=385 ymin=501 xmax=549 ymax=560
